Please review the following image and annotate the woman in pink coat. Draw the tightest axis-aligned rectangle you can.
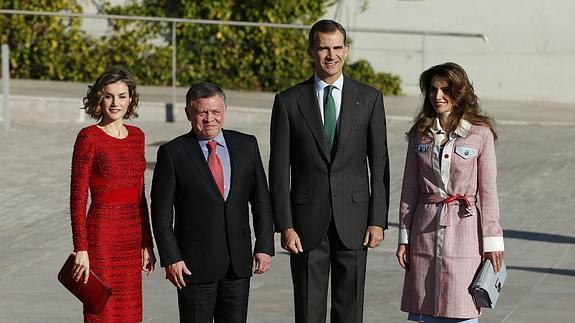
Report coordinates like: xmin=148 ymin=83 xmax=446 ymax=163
xmin=396 ymin=62 xmax=504 ymax=322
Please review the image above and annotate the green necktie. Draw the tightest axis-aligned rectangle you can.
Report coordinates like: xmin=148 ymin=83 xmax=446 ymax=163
xmin=324 ymin=85 xmax=337 ymax=149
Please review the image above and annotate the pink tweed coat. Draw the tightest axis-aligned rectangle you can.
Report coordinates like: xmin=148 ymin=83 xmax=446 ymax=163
xmin=398 ymin=118 xmax=504 ymax=319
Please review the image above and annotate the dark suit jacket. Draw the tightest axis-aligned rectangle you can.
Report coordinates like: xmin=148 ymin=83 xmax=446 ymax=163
xmin=269 ymin=75 xmax=390 ymax=251
xmin=151 ymin=129 xmax=274 ymax=283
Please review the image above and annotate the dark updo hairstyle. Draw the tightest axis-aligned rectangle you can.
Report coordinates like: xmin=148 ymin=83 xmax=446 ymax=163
xmin=82 ymin=66 xmax=140 ymax=120
xmin=409 ymin=62 xmax=497 ymax=140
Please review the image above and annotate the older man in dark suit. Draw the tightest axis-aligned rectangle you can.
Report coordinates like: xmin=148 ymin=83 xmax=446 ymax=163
xmin=151 ymin=82 xmax=274 ymax=323
xmin=269 ymin=20 xmax=390 ymax=323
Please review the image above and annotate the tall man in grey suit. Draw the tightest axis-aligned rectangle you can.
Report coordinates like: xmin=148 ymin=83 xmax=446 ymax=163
xmin=269 ymin=20 xmax=390 ymax=323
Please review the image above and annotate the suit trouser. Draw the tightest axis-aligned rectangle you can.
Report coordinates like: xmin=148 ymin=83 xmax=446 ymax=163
xmin=290 ymin=220 xmax=368 ymax=323
xmin=177 ymin=269 xmax=250 ymax=323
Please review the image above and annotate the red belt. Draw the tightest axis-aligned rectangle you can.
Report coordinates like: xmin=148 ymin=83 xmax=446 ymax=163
xmin=420 ymin=194 xmax=476 ymax=226
xmin=92 ymin=187 xmax=140 ymax=204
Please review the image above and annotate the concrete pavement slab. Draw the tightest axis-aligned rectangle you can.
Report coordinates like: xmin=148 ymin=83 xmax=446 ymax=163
xmin=0 ymin=82 xmax=574 ymax=322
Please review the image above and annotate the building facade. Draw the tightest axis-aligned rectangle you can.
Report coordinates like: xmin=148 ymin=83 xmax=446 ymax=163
xmin=328 ymin=0 xmax=575 ymax=103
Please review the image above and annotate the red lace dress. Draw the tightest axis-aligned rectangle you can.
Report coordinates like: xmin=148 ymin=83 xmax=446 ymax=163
xmin=70 ymin=125 xmax=153 ymax=322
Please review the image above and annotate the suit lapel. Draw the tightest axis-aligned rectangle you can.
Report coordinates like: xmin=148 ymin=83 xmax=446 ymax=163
xmin=181 ymin=131 xmax=225 ymax=199
xmin=336 ymin=76 xmax=361 ymax=152
xmin=297 ymin=79 xmax=331 ymax=162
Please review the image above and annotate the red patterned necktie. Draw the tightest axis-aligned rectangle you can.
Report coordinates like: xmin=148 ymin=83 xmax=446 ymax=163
xmin=207 ymin=140 xmax=224 ymax=197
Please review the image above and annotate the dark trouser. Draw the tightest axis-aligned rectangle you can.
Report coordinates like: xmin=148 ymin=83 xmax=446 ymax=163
xmin=290 ymin=221 xmax=368 ymax=323
xmin=177 ymin=270 xmax=250 ymax=323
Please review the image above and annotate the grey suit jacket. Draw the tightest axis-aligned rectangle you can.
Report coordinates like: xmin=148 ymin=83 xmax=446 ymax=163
xmin=269 ymin=75 xmax=390 ymax=251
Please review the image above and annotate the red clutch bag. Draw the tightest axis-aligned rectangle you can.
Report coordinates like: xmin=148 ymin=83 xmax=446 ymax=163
xmin=57 ymin=254 xmax=113 ymax=314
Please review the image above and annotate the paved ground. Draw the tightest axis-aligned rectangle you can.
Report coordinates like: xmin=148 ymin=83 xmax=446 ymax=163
xmin=0 ymin=80 xmax=574 ymax=322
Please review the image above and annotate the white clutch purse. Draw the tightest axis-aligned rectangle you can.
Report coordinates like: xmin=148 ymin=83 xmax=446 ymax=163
xmin=470 ymin=259 xmax=507 ymax=309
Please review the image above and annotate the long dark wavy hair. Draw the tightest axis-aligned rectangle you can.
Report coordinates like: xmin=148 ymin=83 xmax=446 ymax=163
xmin=408 ymin=62 xmax=497 ymax=140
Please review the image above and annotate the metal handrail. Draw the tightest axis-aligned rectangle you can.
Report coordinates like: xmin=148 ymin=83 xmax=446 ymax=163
xmin=2 ymin=44 xmax=10 ymax=130
xmin=0 ymin=9 xmax=488 ymax=41
xmin=1 ymin=8 xmax=488 ymax=111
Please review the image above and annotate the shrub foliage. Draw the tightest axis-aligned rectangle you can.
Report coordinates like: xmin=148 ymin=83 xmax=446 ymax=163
xmin=0 ymin=0 xmax=401 ymax=94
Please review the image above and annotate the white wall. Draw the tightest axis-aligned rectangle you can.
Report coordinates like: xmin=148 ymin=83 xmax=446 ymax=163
xmin=78 ymin=0 xmax=125 ymax=36
xmin=327 ymin=0 xmax=575 ymax=103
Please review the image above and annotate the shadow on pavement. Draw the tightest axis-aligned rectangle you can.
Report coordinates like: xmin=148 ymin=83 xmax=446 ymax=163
xmin=504 ymin=230 xmax=575 ymax=244
xmin=508 ymin=266 xmax=575 ymax=277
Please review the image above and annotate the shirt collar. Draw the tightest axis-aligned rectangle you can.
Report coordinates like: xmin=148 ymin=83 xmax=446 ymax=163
xmin=432 ymin=118 xmax=472 ymax=137
xmin=198 ymin=131 xmax=227 ymax=148
xmin=431 ymin=118 xmax=444 ymax=134
xmin=313 ymin=73 xmax=344 ymax=92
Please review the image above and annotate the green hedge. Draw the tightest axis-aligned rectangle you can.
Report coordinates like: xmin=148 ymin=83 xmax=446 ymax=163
xmin=346 ymin=60 xmax=402 ymax=95
xmin=0 ymin=0 xmax=401 ymax=95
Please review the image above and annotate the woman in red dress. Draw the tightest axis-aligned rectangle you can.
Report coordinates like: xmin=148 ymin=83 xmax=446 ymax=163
xmin=69 ymin=67 xmax=155 ymax=322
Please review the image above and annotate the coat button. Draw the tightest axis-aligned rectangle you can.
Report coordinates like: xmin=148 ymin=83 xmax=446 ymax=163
xmin=444 ymin=154 xmax=449 ymax=158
